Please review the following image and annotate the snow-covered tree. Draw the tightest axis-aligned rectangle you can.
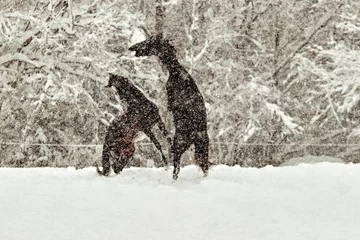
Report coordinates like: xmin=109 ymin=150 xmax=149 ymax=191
xmin=1 ymin=0 xmax=360 ymax=167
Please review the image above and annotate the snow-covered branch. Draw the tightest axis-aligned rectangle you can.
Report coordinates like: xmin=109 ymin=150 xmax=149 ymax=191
xmin=0 ymin=53 xmax=45 ymax=68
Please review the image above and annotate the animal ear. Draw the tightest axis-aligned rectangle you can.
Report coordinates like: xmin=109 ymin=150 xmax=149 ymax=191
xmin=106 ymin=73 xmax=114 ymax=87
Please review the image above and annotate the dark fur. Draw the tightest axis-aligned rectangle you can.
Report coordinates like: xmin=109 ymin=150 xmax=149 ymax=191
xmin=96 ymin=74 xmax=171 ymax=176
xmin=129 ymin=36 xmax=210 ymax=180
xmin=96 ymin=113 xmax=138 ymax=176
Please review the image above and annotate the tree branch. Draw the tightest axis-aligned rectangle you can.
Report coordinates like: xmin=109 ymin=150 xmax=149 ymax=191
xmin=272 ymin=3 xmax=343 ymax=80
xmin=0 ymin=53 xmax=45 ymax=68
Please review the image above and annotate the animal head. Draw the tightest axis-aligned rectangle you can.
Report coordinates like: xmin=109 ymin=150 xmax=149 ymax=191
xmin=106 ymin=73 xmax=129 ymax=88
xmin=128 ymin=35 xmax=176 ymax=58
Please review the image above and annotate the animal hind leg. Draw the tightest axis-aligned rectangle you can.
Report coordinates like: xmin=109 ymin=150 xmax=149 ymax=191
xmin=194 ymin=130 xmax=210 ymax=176
xmin=112 ymin=150 xmax=123 ymax=175
xmin=98 ymin=123 xmax=120 ymax=176
xmin=172 ymin=132 xmax=192 ymax=180
xmin=98 ymin=144 xmax=112 ymax=176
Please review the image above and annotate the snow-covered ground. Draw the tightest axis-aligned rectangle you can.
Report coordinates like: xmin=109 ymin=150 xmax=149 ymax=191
xmin=280 ymin=155 xmax=346 ymax=166
xmin=1 ymin=163 xmax=360 ymax=240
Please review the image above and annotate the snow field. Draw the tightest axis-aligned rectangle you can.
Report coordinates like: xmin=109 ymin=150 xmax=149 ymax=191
xmin=1 ymin=163 xmax=360 ymax=240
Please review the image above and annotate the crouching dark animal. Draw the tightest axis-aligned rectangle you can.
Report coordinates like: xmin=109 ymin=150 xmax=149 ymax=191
xmin=129 ymin=35 xmax=210 ymax=180
xmin=96 ymin=113 xmax=138 ymax=176
xmin=96 ymin=74 xmax=171 ymax=176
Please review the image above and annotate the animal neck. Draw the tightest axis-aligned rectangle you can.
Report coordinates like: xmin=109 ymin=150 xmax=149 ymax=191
xmin=114 ymin=86 xmax=125 ymax=98
xmin=114 ymin=86 xmax=131 ymax=103
xmin=158 ymin=54 xmax=181 ymax=73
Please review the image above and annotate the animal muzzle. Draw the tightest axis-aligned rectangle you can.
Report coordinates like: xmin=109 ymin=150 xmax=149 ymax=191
xmin=128 ymin=45 xmax=138 ymax=52
xmin=128 ymin=45 xmax=143 ymax=57
xmin=129 ymin=49 xmax=142 ymax=57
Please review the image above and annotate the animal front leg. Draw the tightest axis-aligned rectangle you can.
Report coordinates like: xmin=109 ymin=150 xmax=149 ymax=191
xmin=113 ymin=157 xmax=127 ymax=174
xmin=144 ymin=129 xmax=168 ymax=168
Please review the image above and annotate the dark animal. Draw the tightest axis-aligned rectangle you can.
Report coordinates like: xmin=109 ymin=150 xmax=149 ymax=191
xmin=96 ymin=74 xmax=171 ymax=176
xmin=96 ymin=113 xmax=138 ymax=176
xmin=129 ymin=35 xmax=210 ymax=180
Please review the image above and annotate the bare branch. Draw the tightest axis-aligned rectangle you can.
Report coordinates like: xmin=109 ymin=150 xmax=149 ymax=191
xmin=56 ymin=62 xmax=101 ymax=82
xmin=139 ymin=25 xmax=152 ymax=38
xmin=272 ymin=3 xmax=343 ymax=80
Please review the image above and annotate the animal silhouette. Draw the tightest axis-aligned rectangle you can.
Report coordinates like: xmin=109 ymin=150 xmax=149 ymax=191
xmin=96 ymin=74 xmax=171 ymax=176
xmin=129 ymin=36 xmax=210 ymax=180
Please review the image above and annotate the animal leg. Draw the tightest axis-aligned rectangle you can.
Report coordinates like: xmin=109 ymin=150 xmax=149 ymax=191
xmin=112 ymin=148 xmax=123 ymax=175
xmin=113 ymin=142 xmax=135 ymax=174
xmin=172 ymin=132 xmax=192 ymax=180
xmin=113 ymin=156 xmax=128 ymax=174
xmin=157 ymin=120 xmax=172 ymax=170
xmin=98 ymin=122 xmax=121 ymax=176
xmin=98 ymin=144 xmax=111 ymax=176
xmin=144 ymin=129 xmax=168 ymax=167
xmin=194 ymin=130 xmax=210 ymax=176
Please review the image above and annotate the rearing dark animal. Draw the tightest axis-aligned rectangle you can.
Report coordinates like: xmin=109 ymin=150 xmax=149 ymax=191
xmin=96 ymin=74 xmax=171 ymax=176
xmin=129 ymin=36 xmax=210 ymax=180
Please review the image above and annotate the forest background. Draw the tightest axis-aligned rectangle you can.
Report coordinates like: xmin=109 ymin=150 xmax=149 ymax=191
xmin=1 ymin=0 xmax=359 ymax=168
